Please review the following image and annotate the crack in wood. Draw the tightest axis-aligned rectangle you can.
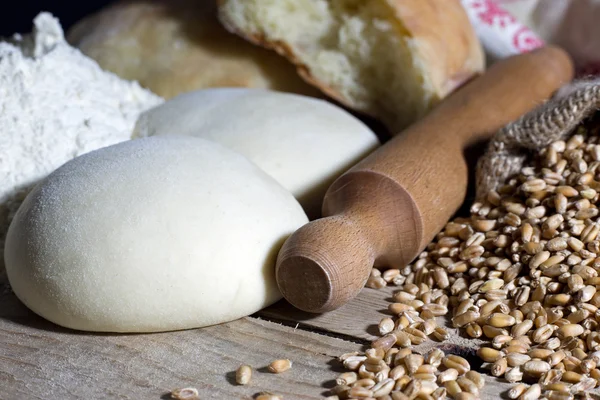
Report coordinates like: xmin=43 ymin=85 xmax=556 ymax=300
xmin=250 ymin=314 xmax=369 ymax=348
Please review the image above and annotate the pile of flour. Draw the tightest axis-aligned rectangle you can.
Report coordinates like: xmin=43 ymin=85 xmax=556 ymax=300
xmin=0 ymin=13 xmax=164 ymax=274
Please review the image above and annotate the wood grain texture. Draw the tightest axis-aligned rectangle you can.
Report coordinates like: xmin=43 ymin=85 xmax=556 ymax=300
xmin=260 ymin=286 xmax=397 ymax=341
xmin=275 ymin=46 xmax=575 ymax=314
xmin=0 ymin=286 xmax=359 ymax=399
xmin=259 ymin=286 xmax=486 ymax=353
xmin=3 ymin=280 xmax=600 ymax=399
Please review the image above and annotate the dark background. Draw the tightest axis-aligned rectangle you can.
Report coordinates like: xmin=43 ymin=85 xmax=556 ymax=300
xmin=1 ymin=1 xmax=111 ymax=37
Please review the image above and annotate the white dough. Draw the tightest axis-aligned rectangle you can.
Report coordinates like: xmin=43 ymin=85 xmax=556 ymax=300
xmin=134 ymin=88 xmax=380 ymax=218
xmin=5 ymin=136 xmax=308 ymax=333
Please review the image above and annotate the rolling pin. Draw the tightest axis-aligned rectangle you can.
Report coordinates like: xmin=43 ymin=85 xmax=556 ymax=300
xmin=276 ymin=46 xmax=574 ymax=313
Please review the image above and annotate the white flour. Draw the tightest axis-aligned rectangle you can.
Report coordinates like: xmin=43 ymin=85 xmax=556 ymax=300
xmin=0 ymin=13 xmax=164 ymax=273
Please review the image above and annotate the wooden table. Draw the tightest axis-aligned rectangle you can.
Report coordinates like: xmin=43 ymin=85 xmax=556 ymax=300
xmin=0 ymin=277 xmax=594 ymax=399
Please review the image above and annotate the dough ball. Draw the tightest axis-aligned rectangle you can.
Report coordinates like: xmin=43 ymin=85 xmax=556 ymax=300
xmin=135 ymin=88 xmax=380 ymax=218
xmin=5 ymin=136 xmax=308 ymax=333
xmin=66 ymin=0 xmax=321 ymax=99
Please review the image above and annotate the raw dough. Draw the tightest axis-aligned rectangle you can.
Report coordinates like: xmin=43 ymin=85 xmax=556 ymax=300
xmin=135 ymin=88 xmax=380 ymax=218
xmin=5 ymin=136 xmax=308 ymax=333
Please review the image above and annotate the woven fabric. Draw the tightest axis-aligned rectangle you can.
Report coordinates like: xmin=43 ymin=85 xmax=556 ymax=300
xmin=476 ymin=78 xmax=600 ymax=199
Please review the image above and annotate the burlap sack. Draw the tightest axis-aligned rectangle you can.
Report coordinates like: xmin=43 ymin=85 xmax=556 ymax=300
xmin=476 ymin=78 xmax=600 ymax=199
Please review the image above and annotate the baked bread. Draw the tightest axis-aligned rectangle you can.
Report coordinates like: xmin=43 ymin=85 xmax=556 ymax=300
xmin=66 ymin=0 xmax=320 ymax=99
xmin=217 ymin=0 xmax=485 ymax=131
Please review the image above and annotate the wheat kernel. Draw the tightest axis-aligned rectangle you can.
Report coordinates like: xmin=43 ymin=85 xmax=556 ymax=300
xmin=371 ymin=378 xmax=394 ymax=397
xmin=403 ymin=379 xmax=422 ymax=398
xmin=508 ymin=383 xmax=527 ymax=399
xmin=170 ymin=388 xmax=199 ymax=400
xmin=527 ymin=348 xmax=553 ymax=359
xmin=437 ymin=368 xmax=459 ymax=384
xmin=505 ymin=366 xmax=523 ymax=382
xmin=544 ymin=383 xmax=571 ymax=392
xmin=561 ymin=371 xmax=583 ymax=383
xmin=353 ymin=378 xmax=376 ymax=388
xmin=378 ymin=317 xmax=395 ymax=335
xmin=544 ymin=391 xmax=574 ymax=400
xmin=235 ymin=365 xmax=252 ymax=385
xmin=523 ymin=359 xmax=551 ymax=377
xmin=431 ymin=326 xmax=450 ymax=341
xmin=557 ymin=324 xmax=585 ymax=338
xmin=465 ymin=322 xmax=482 ymax=338
xmin=487 ymin=313 xmax=517 ymax=328
xmin=372 ymin=334 xmax=397 ymax=351
xmin=482 ymin=325 xmax=509 ymax=338
xmin=491 ymin=357 xmax=508 ymax=377
xmin=357 ymin=364 xmax=375 ymax=379
xmin=347 ymin=386 xmax=373 ymax=398
xmin=412 ymin=373 xmax=436 ymax=382
xmin=268 ymin=359 xmax=292 ymax=374
xmin=506 ymin=353 xmax=531 ymax=367
xmin=519 ymin=383 xmax=541 ymax=400
xmin=444 ymin=380 xmax=462 ymax=397
xmin=477 ymin=347 xmax=503 ymax=362
xmin=424 ymin=348 xmax=444 ymax=368
xmin=431 ymin=387 xmax=447 ymax=400
xmin=415 ymin=364 xmax=437 ymax=375
xmin=580 ymin=359 xmax=597 ymax=374
xmin=336 ymin=371 xmax=357 ymax=386
xmin=394 ymin=375 xmax=411 ymax=391
xmin=463 ymin=371 xmax=484 ymax=390
xmin=532 ymin=325 xmax=555 ymax=343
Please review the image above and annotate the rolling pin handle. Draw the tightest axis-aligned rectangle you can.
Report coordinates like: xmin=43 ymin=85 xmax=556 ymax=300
xmin=276 ymin=215 xmax=375 ymax=313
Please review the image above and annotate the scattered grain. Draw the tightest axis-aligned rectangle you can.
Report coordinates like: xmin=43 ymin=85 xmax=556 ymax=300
xmin=235 ymin=365 xmax=252 ymax=385
xmin=170 ymin=388 xmax=199 ymax=400
xmin=268 ymin=359 xmax=292 ymax=374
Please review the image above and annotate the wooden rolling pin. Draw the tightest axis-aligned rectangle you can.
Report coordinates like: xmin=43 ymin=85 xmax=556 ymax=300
xmin=276 ymin=46 xmax=574 ymax=313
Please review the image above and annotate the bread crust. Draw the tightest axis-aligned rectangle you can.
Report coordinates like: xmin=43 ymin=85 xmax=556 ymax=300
xmin=217 ymin=0 xmax=485 ymax=129
xmin=67 ymin=0 xmax=320 ymax=99
xmin=384 ymin=0 xmax=485 ymax=97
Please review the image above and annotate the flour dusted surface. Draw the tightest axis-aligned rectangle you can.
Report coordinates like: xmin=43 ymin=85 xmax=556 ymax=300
xmin=0 ymin=13 xmax=163 ymax=274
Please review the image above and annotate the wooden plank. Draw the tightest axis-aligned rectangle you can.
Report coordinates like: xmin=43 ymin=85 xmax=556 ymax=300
xmin=259 ymin=286 xmax=486 ymax=353
xmin=258 ymin=286 xmax=397 ymax=341
xmin=0 ymin=286 xmax=545 ymax=400
xmin=3 ymin=282 xmax=599 ymax=399
xmin=0 ymin=288 xmax=360 ymax=399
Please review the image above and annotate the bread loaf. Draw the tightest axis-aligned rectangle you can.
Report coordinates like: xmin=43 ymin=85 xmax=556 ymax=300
xmin=218 ymin=0 xmax=485 ymax=131
xmin=66 ymin=0 xmax=320 ymax=99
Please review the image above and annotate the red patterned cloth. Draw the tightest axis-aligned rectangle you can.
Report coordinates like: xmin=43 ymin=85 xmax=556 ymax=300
xmin=461 ymin=0 xmax=543 ymax=61
xmin=463 ymin=0 xmax=600 ymax=77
